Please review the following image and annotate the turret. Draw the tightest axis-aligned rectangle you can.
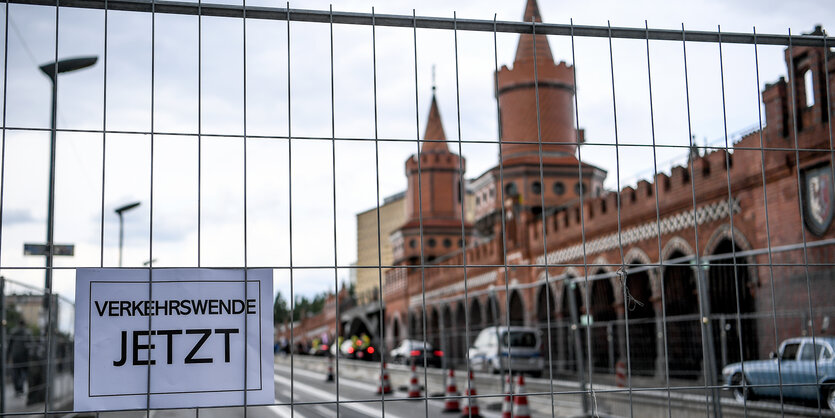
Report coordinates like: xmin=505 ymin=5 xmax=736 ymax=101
xmin=392 ymin=90 xmax=471 ymax=265
xmin=496 ymin=0 xmax=578 ymax=164
xmin=404 ymin=94 xmax=465 ymax=222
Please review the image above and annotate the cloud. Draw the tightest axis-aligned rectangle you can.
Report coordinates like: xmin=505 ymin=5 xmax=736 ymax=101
xmin=3 ymin=208 xmax=37 ymax=225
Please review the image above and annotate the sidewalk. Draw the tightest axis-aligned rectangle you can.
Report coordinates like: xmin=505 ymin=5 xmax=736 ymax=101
xmin=0 ymin=372 xmax=73 ymax=415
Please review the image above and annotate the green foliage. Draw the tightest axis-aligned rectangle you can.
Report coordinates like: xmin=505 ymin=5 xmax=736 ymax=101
xmin=273 ymin=291 xmax=290 ymax=324
xmin=273 ymin=290 xmax=330 ymax=323
xmin=292 ymin=293 xmax=327 ymax=321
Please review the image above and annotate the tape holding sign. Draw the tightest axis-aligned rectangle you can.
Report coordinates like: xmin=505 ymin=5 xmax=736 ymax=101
xmin=74 ymin=268 xmax=274 ymax=411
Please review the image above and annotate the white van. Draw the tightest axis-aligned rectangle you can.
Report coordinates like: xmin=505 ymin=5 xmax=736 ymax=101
xmin=468 ymin=326 xmax=544 ymax=377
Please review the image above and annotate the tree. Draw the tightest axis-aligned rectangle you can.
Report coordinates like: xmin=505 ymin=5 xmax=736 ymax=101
xmin=273 ymin=291 xmax=290 ymax=324
xmin=274 ymin=290 xmax=334 ymax=323
xmin=290 ymin=292 xmax=329 ymax=321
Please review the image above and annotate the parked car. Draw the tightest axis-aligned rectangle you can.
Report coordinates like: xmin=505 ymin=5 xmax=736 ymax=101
xmin=308 ymin=342 xmax=330 ymax=356
xmin=723 ymin=336 xmax=835 ymax=410
xmin=330 ymin=339 xmax=354 ymax=358
xmin=330 ymin=336 xmax=378 ymax=361
xmin=468 ymin=326 xmax=543 ymax=377
xmin=390 ymin=339 xmax=443 ymax=368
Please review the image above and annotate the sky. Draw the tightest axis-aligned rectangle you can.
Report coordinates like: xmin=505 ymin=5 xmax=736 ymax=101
xmin=0 ymin=0 xmax=832 ymax=322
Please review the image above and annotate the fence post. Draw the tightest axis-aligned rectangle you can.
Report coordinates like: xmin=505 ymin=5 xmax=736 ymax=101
xmin=439 ymin=304 xmax=447 ymax=370
xmin=567 ymin=281 xmax=589 ymax=415
xmin=0 ymin=276 xmax=5 ymax=413
xmin=607 ymin=322 xmax=615 ymax=375
xmin=489 ymin=290 xmax=504 ymax=394
xmin=719 ymin=316 xmax=727 ymax=369
xmin=696 ymin=262 xmax=722 ymax=418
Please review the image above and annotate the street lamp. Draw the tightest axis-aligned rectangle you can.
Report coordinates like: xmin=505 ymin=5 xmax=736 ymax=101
xmin=115 ymin=201 xmax=141 ymax=267
xmin=38 ymin=56 xmax=98 ymax=295
xmin=39 ymin=55 xmax=97 ymax=310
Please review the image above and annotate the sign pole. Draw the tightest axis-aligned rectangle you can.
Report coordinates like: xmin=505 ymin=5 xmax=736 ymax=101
xmin=0 ymin=276 xmax=5 ymax=413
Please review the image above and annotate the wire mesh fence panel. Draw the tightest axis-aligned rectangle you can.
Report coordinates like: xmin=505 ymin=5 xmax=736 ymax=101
xmin=0 ymin=0 xmax=832 ymax=417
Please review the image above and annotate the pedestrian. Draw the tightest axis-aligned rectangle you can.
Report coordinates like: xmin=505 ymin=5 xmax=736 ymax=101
xmin=8 ymin=320 xmax=30 ymax=396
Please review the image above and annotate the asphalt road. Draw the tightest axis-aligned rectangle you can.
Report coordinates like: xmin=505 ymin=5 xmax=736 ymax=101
xmin=84 ymin=356 xmax=834 ymax=418
xmin=98 ymin=363 xmax=501 ymax=418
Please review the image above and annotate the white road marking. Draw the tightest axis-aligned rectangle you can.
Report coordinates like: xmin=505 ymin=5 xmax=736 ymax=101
xmin=312 ymin=405 xmax=334 ymax=416
xmin=276 ymin=364 xmax=378 ymax=393
xmin=265 ymin=404 xmax=308 ymax=418
xmin=274 ymin=372 xmax=407 ymax=418
xmin=270 ymin=379 xmax=309 ymax=418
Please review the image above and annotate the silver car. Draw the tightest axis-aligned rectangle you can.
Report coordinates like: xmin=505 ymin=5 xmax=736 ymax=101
xmin=722 ymin=336 xmax=835 ymax=410
xmin=468 ymin=326 xmax=544 ymax=377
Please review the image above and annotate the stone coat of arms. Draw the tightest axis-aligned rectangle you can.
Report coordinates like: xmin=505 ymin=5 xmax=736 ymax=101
xmin=802 ymin=163 xmax=834 ymax=236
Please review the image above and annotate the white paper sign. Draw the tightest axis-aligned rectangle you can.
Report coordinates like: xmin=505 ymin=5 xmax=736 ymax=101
xmin=74 ymin=268 xmax=274 ymax=411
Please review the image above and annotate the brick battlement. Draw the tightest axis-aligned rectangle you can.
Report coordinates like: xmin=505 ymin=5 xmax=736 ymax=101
xmin=536 ymin=142 xmax=752 ymax=247
xmin=496 ymin=59 xmax=574 ymax=93
xmin=404 ymin=152 xmax=464 ymax=174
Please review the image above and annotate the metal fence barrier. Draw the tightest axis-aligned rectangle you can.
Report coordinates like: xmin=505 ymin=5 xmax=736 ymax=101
xmin=0 ymin=0 xmax=833 ymax=417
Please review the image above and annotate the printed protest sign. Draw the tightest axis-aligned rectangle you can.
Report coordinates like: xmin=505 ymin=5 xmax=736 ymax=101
xmin=74 ymin=268 xmax=274 ymax=411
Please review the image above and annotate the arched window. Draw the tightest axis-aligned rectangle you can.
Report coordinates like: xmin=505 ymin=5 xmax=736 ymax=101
xmin=553 ymin=181 xmax=565 ymax=195
xmin=531 ymin=181 xmax=542 ymax=195
xmin=575 ymin=182 xmax=586 ymax=196
xmin=804 ymin=69 xmax=815 ymax=107
xmin=505 ymin=182 xmax=518 ymax=197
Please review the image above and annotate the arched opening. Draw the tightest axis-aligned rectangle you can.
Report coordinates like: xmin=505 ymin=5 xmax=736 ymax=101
xmin=428 ymin=307 xmax=440 ymax=350
xmin=409 ymin=309 xmax=424 ymax=340
xmin=469 ymin=298 xmax=484 ymax=345
xmin=455 ymin=302 xmax=467 ymax=366
xmin=485 ymin=295 xmax=498 ymax=328
xmin=664 ymin=250 xmax=702 ymax=380
xmin=509 ymin=290 xmax=525 ymax=326
xmin=590 ymin=273 xmax=617 ymax=373
xmin=709 ymin=238 xmax=758 ymax=371
xmin=347 ymin=316 xmax=372 ymax=341
xmin=560 ymin=279 xmax=585 ymax=371
xmin=536 ymin=283 xmax=556 ymax=322
xmin=625 ymin=265 xmax=656 ymax=376
xmin=442 ymin=305 xmax=453 ymax=363
xmin=391 ymin=316 xmax=402 ymax=351
xmin=536 ymin=283 xmax=558 ymax=366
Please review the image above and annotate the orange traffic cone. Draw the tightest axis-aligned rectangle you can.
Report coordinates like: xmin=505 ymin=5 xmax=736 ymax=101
xmin=442 ymin=368 xmax=460 ymax=413
xmin=512 ymin=374 xmax=531 ymax=418
xmin=325 ymin=355 xmax=335 ymax=382
xmin=501 ymin=374 xmax=513 ymax=418
xmin=408 ymin=362 xmax=422 ymax=398
xmin=615 ymin=360 xmax=627 ymax=388
xmin=460 ymin=370 xmax=481 ymax=418
xmin=376 ymin=362 xmax=393 ymax=395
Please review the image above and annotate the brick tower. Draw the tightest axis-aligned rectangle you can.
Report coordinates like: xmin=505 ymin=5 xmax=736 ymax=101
xmin=496 ymin=0 xmax=578 ymax=164
xmin=391 ymin=90 xmax=471 ymax=265
xmin=489 ymin=0 xmax=605 ymax=217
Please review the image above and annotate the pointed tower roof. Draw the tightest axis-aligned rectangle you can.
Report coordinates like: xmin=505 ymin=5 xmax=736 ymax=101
xmin=514 ymin=0 xmax=554 ymax=64
xmin=421 ymin=94 xmax=449 ymax=153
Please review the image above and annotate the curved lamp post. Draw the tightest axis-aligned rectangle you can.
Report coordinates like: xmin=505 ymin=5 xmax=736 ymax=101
xmin=115 ymin=201 xmax=141 ymax=267
xmin=38 ymin=55 xmax=98 ymax=297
